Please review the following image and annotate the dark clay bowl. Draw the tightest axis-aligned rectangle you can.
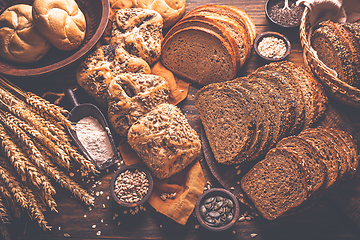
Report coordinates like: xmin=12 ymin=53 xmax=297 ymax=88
xmin=254 ymin=31 xmax=291 ymax=62
xmin=265 ymin=0 xmax=304 ymax=28
xmin=195 ymin=188 xmax=240 ymax=231
xmin=110 ymin=165 xmax=153 ymax=208
xmin=0 ymin=0 xmax=109 ymax=76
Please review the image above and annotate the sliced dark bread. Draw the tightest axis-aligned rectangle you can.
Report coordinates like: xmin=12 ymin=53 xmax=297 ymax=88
xmin=251 ymin=70 xmax=296 ymax=137
xmin=241 ymin=147 xmax=309 ymax=220
xmin=230 ymin=78 xmax=274 ymax=161
xmin=330 ymin=127 xmax=359 ymax=177
xmin=224 ymin=81 xmax=265 ymax=162
xmin=161 ymin=26 xmax=237 ymax=85
xmin=317 ymin=127 xmax=350 ymax=180
xmin=246 ymin=74 xmax=289 ymax=145
xmin=195 ymin=82 xmax=256 ymax=164
xmin=276 ymin=136 xmax=326 ymax=194
xmin=311 ymin=20 xmax=358 ymax=86
xmin=163 ymin=16 xmax=240 ymax=69
xmin=255 ymin=63 xmax=304 ymax=135
xmin=298 ymin=128 xmax=339 ymax=189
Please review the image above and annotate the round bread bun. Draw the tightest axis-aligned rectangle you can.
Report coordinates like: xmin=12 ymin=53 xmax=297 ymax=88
xmin=134 ymin=0 xmax=186 ymax=28
xmin=0 ymin=4 xmax=51 ymax=63
xmin=32 ymin=0 xmax=86 ymax=51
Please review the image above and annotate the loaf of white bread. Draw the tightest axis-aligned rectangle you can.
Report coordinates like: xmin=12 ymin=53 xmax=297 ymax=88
xmin=0 ymin=4 xmax=51 ymax=63
xmin=32 ymin=0 xmax=86 ymax=51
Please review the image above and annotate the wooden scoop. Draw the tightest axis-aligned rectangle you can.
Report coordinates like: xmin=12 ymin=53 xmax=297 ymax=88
xmin=65 ymin=88 xmax=121 ymax=171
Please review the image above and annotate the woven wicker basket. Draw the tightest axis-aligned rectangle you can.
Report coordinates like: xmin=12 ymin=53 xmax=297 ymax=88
xmin=300 ymin=6 xmax=360 ymax=108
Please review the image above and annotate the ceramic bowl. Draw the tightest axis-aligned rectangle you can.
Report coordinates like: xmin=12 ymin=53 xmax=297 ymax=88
xmin=195 ymin=188 xmax=240 ymax=231
xmin=253 ymin=31 xmax=291 ymax=62
xmin=0 ymin=0 xmax=109 ymax=76
xmin=110 ymin=165 xmax=153 ymax=208
xmin=265 ymin=0 xmax=304 ymax=28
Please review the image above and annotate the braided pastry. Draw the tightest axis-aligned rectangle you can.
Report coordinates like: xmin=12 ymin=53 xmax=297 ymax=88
xmin=76 ymin=44 xmax=151 ymax=107
xmin=110 ymin=8 xmax=163 ymax=65
xmin=107 ymin=73 xmax=170 ymax=136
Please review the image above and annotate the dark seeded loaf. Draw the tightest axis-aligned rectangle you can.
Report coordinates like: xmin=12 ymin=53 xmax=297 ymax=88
xmin=195 ymin=82 xmax=256 ymax=164
xmin=161 ymin=26 xmax=237 ymax=86
xmin=241 ymin=147 xmax=309 ymax=220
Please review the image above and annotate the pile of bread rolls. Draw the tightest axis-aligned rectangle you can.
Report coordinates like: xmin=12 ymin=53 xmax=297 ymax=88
xmin=0 ymin=0 xmax=86 ymax=63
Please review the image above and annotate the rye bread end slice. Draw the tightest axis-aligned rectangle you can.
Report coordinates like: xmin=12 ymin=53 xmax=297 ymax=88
xmin=195 ymin=83 xmax=256 ymax=164
xmin=161 ymin=26 xmax=237 ymax=86
xmin=298 ymin=128 xmax=340 ymax=189
xmin=276 ymin=136 xmax=326 ymax=195
xmin=241 ymin=147 xmax=309 ymax=220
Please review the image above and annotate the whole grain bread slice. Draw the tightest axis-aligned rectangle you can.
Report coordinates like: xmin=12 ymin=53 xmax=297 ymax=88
xmin=161 ymin=26 xmax=237 ymax=85
xmin=276 ymin=136 xmax=326 ymax=195
xmin=195 ymin=82 xmax=256 ymax=164
xmin=298 ymin=128 xmax=340 ymax=189
xmin=241 ymin=147 xmax=309 ymax=220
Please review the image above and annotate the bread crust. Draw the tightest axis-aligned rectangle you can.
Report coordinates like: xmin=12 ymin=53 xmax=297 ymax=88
xmin=32 ymin=0 xmax=86 ymax=51
xmin=0 ymin=4 xmax=51 ymax=63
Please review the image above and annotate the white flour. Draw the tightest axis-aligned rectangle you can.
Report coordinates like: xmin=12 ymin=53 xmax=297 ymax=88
xmin=76 ymin=116 xmax=114 ymax=164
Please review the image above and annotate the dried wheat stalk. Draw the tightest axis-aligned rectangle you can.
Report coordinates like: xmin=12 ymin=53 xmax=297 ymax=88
xmin=0 ymin=195 xmax=11 ymax=240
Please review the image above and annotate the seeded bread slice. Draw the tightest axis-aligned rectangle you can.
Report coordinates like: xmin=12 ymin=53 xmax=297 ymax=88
xmin=311 ymin=20 xmax=358 ymax=86
xmin=161 ymin=26 xmax=237 ymax=86
xmin=276 ymin=136 xmax=326 ymax=195
xmin=195 ymin=82 xmax=256 ymax=164
xmin=298 ymin=128 xmax=340 ymax=189
xmin=241 ymin=147 xmax=309 ymax=220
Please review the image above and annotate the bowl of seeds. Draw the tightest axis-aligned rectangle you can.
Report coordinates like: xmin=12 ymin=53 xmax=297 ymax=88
xmin=110 ymin=164 xmax=153 ymax=208
xmin=195 ymin=188 xmax=240 ymax=231
xmin=254 ymin=31 xmax=291 ymax=62
xmin=265 ymin=0 xmax=304 ymax=28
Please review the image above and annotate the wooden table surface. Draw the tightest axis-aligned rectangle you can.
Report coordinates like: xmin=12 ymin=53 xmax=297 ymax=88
xmin=4 ymin=0 xmax=360 ymax=239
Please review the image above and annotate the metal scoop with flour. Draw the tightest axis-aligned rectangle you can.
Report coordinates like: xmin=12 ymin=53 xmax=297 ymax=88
xmin=65 ymin=88 xmax=121 ymax=171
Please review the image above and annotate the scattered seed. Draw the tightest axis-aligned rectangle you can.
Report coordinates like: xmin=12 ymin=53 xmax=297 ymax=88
xmin=84 ymin=214 xmax=87 ymax=218
xmin=230 ymin=187 xmax=235 ymax=190
xmin=69 ymin=172 xmax=74 ymax=177
xmin=101 ymin=219 xmax=104 ymax=223
xmin=64 ymin=233 xmax=70 ymax=237
xmin=96 ymin=231 xmax=101 ymax=236
xmin=195 ymin=225 xmax=200 ymax=229
xmin=160 ymin=225 xmax=162 ymax=228
xmin=117 ymin=222 xmax=121 ymax=226
xmin=96 ymin=192 xmax=100 ymax=196
xmin=107 ymin=196 xmax=110 ymax=200
xmin=88 ymin=207 xmax=92 ymax=211
xmin=58 ymin=226 xmax=61 ymax=231
xmin=124 ymin=210 xmax=128 ymax=214
xmin=238 ymin=216 xmax=245 ymax=222
xmin=113 ymin=214 xmax=118 ymax=220
xmin=251 ymin=233 xmax=258 ymax=238
xmin=92 ymin=225 xmax=96 ymax=229
xmin=102 ymin=204 xmax=106 ymax=208
xmin=233 ymin=230 xmax=236 ymax=234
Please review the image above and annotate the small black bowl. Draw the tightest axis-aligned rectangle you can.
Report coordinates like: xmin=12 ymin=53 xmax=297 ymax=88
xmin=254 ymin=31 xmax=291 ymax=62
xmin=195 ymin=188 xmax=240 ymax=231
xmin=265 ymin=0 xmax=304 ymax=28
xmin=110 ymin=165 xmax=153 ymax=208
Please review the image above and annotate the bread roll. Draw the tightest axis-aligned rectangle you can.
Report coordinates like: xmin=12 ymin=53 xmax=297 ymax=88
xmin=32 ymin=0 xmax=86 ymax=51
xmin=0 ymin=4 xmax=51 ymax=63
xmin=134 ymin=0 xmax=186 ymax=28
xmin=110 ymin=8 xmax=163 ymax=65
xmin=107 ymin=73 xmax=170 ymax=136
xmin=127 ymin=103 xmax=201 ymax=179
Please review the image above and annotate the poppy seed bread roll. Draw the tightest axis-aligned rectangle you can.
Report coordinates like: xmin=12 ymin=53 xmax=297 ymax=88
xmin=127 ymin=103 xmax=201 ymax=179
xmin=32 ymin=0 xmax=86 ymax=51
xmin=0 ymin=4 xmax=51 ymax=63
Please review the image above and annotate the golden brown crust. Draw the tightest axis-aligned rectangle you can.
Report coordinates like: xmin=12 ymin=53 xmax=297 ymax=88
xmin=32 ymin=0 xmax=86 ymax=51
xmin=0 ymin=4 xmax=51 ymax=63
xmin=110 ymin=8 xmax=163 ymax=65
xmin=107 ymin=73 xmax=170 ymax=136
xmin=76 ymin=44 xmax=151 ymax=107
xmin=127 ymin=103 xmax=201 ymax=179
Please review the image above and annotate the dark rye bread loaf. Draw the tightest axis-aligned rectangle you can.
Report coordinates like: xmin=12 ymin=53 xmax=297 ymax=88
xmin=241 ymin=147 xmax=309 ymax=220
xmin=161 ymin=26 xmax=237 ymax=86
xmin=298 ymin=129 xmax=339 ymax=189
xmin=276 ymin=136 xmax=326 ymax=194
xmin=195 ymin=83 xmax=256 ymax=164
xmin=311 ymin=20 xmax=358 ymax=86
